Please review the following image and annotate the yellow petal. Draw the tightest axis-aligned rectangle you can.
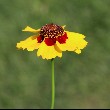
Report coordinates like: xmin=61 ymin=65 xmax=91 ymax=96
xmin=57 ymin=31 xmax=88 ymax=54
xmin=62 ymin=25 xmax=66 ymax=29
xmin=22 ymin=26 xmax=40 ymax=33
xmin=16 ymin=36 xmax=40 ymax=51
xmin=37 ymin=42 xmax=62 ymax=60
xmin=75 ymin=49 xmax=81 ymax=54
xmin=54 ymin=44 xmax=62 ymax=53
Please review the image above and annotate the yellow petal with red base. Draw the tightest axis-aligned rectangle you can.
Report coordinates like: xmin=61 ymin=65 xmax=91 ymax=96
xmin=57 ymin=31 xmax=88 ymax=54
xmin=37 ymin=42 xmax=62 ymax=60
xmin=22 ymin=26 xmax=40 ymax=33
xmin=16 ymin=36 xmax=40 ymax=51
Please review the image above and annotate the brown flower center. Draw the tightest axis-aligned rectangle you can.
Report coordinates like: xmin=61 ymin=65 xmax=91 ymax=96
xmin=40 ymin=23 xmax=64 ymax=38
xmin=37 ymin=23 xmax=68 ymax=46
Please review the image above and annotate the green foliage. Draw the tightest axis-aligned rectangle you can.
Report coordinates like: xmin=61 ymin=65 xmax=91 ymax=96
xmin=0 ymin=0 xmax=110 ymax=108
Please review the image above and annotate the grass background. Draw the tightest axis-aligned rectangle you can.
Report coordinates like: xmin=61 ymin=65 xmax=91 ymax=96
xmin=0 ymin=0 xmax=110 ymax=109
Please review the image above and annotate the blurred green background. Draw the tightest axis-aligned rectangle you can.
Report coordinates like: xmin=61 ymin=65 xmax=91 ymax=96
xmin=0 ymin=0 xmax=110 ymax=109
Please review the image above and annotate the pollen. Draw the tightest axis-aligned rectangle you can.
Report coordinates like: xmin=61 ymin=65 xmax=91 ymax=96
xmin=40 ymin=23 xmax=64 ymax=38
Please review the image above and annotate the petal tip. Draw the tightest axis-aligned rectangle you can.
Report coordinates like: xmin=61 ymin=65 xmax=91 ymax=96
xmin=62 ymin=25 xmax=66 ymax=29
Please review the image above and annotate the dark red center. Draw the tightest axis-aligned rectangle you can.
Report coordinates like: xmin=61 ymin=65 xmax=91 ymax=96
xmin=37 ymin=23 xmax=68 ymax=46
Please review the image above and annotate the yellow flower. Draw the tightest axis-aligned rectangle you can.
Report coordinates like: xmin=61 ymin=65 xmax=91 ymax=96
xmin=16 ymin=23 xmax=88 ymax=59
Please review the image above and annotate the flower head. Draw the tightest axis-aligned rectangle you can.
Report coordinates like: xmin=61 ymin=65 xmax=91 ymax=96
xmin=16 ymin=23 xmax=88 ymax=59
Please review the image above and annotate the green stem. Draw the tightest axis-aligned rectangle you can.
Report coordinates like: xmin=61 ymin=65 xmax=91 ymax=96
xmin=51 ymin=58 xmax=55 ymax=109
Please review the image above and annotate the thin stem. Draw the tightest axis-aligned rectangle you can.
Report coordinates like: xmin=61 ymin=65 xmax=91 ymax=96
xmin=51 ymin=58 xmax=55 ymax=109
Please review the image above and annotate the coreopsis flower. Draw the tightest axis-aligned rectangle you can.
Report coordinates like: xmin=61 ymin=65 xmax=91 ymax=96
xmin=16 ymin=23 xmax=88 ymax=59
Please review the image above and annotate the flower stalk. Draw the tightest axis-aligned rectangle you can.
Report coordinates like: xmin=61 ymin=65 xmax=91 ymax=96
xmin=51 ymin=58 xmax=55 ymax=109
